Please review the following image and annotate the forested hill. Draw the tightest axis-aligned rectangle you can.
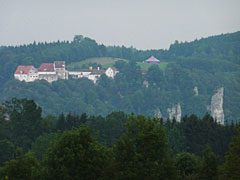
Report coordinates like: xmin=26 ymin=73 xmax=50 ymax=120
xmin=0 ymin=31 xmax=239 ymax=122
xmin=169 ymin=32 xmax=240 ymax=62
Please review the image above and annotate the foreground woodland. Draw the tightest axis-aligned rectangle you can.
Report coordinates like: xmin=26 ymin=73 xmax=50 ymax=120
xmin=0 ymin=98 xmax=239 ymax=180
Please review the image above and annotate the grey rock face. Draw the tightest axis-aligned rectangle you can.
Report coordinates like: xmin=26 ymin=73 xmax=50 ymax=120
xmin=143 ymin=80 xmax=149 ymax=88
xmin=167 ymin=103 xmax=182 ymax=122
xmin=193 ymin=86 xmax=198 ymax=96
xmin=154 ymin=108 xmax=162 ymax=119
xmin=211 ymin=87 xmax=224 ymax=125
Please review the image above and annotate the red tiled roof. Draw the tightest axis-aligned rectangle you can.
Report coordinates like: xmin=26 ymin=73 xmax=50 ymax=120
xmin=38 ymin=63 xmax=54 ymax=72
xmin=111 ymin=67 xmax=118 ymax=71
xmin=15 ymin=66 xmax=34 ymax=74
xmin=54 ymin=61 xmax=65 ymax=68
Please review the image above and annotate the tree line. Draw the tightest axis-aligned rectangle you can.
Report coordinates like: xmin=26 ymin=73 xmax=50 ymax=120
xmin=0 ymin=98 xmax=239 ymax=179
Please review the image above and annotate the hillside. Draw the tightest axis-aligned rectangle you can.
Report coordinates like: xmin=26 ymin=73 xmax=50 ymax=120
xmin=67 ymin=56 xmax=169 ymax=71
xmin=67 ymin=57 xmax=128 ymax=70
xmin=137 ymin=61 xmax=169 ymax=71
xmin=0 ymin=31 xmax=239 ymax=123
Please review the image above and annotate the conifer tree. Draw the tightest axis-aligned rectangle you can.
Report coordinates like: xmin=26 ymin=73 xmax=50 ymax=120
xmin=43 ymin=127 xmax=114 ymax=180
xmin=200 ymin=145 xmax=218 ymax=180
xmin=56 ymin=113 xmax=65 ymax=132
xmin=221 ymin=128 xmax=240 ymax=180
xmin=0 ymin=148 xmax=40 ymax=180
xmin=114 ymin=115 xmax=178 ymax=180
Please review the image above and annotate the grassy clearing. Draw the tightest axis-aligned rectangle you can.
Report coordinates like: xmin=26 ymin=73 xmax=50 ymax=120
xmin=67 ymin=57 xmax=128 ymax=70
xmin=137 ymin=62 xmax=169 ymax=71
xmin=67 ymin=57 xmax=169 ymax=71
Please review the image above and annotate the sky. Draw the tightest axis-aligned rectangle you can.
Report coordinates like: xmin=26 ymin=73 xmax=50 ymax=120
xmin=0 ymin=0 xmax=240 ymax=50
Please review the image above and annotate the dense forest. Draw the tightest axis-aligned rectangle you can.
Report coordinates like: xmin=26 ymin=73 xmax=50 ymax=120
xmin=0 ymin=32 xmax=240 ymax=123
xmin=0 ymin=98 xmax=240 ymax=179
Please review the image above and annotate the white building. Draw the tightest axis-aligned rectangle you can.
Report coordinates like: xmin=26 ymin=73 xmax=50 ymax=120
xmin=54 ymin=61 xmax=68 ymax=80
xmin=37 ymin=61 xmax=68 ymax=83
xmin=105 ymin=67 xmax=119 ymax=78
xmin=14 ymin=65 xmax=38 ymax=82
xmin=68 ymin=70 xmax=92 ymax=79
xmin=14 ymin=61 xmax=119 ymax=84
xmin=38 ymin=63 xmax=58 ymax=83
xmin=88 ymin=69 xmax=106 ymax=83
xmin=68 ymin=67 xmax=117 ymax=84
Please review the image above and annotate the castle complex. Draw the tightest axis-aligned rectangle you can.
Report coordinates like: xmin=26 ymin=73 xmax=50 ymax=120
xmin=14 ymin=61 xmax=119 ymax=83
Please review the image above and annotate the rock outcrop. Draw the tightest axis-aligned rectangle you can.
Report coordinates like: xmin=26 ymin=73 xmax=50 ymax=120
xmin=210 ymin=87 xmax=224 ymax=125
xmin=167 ymin=103 xmax=182 ymax=122
xmin=154 ymin=108 xmax=162 ymax=119
xmin=193 ymin=86 xmax=198 ymax=96
xmin=143 ymin=80 xmax=149 ymax=88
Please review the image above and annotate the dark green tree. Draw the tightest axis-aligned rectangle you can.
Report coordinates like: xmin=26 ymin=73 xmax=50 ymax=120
xmin=31 ymin=133 xmax=59 ymax=160
xmin=114 ymin=115 xmax=178 ymax=180
xmin=167 ymin=125 xmax=187 ymax=155
xmin=221 ymin=128 xmax=240 ymax=180
xmin=65 ymin=112 xmax=75 ymax=130
xmin=174 ymin=152 xmax=200 ymax=180
xmin=56 ymin=113 xmax=65 ymax=132
xmin=199 ymin=145 xmax=219 ymax=180
xmin=0 ymin=148 xmax=40 ymax=180
xmin=0 ymin=139 xmax=14 ymax=166
xmin=80 ymin=112 xmax=88 ymax=124
xmin=3 ymin=98 xmax=44 ymax=151
xmin=146 ymin=65 xmax=164 ymax=87
xmin=43 ymin=126 xmax=114 ymax=180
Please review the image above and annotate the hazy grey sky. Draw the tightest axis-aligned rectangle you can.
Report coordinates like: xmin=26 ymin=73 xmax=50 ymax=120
xmin=1 ymin=0 xmax=240 ymax=49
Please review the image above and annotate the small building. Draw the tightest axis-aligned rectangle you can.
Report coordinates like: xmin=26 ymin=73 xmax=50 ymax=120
xmin=88 ymin=69 xmax=106 ymax=83
xmin=68 ymin=67 xmax=118 ymax=83
xmin=144 ymin=56 xmax=160 ymax=64
xmin=68 ymin=70 xmax=92 ymax=79
xmin=105 ymin=67 xmax=119 ymax=78
xmin=14 ymin=65 xmax=38 ymax=82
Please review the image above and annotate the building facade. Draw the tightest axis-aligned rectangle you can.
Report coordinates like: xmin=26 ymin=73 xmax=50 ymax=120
xmin=105 ymin=67 xmax=119 ymax=78
xmin=54 ymin=61 xmax=68 ymax=80
xmin=38 ymin=63 xmax=58 ymax=83
xmin=14 ymin=61 xmax=118 ymax=83
xmin=14 ymin=65 xmax=38 ymax=82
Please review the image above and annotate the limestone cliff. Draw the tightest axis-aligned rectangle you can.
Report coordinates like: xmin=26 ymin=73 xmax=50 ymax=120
xmin=193 ymin=86 xmax=198 ymax=96
xmin=143 ymin=80 xmax=149 ymax=88
xmin=154 ymin=108 xmax=162 ymax=118
xmin=210 ymin=87 xmax=224 ymax=125
xmin=167 ymin=103 xmax=182 ymax=122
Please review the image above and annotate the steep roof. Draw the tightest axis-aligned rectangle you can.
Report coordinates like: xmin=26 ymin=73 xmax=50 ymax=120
xmin=38 ymin=63 xmax=54 ymax=72
xmin=144 ymin=56 xmax=160 ymax=63
xmin=54 ymin=61 xmax=65 ymax=68
xmin=110 ymin=67 xmax=118 ymax=72
xmin=15 ymin=66 xmax=34 ymax=75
